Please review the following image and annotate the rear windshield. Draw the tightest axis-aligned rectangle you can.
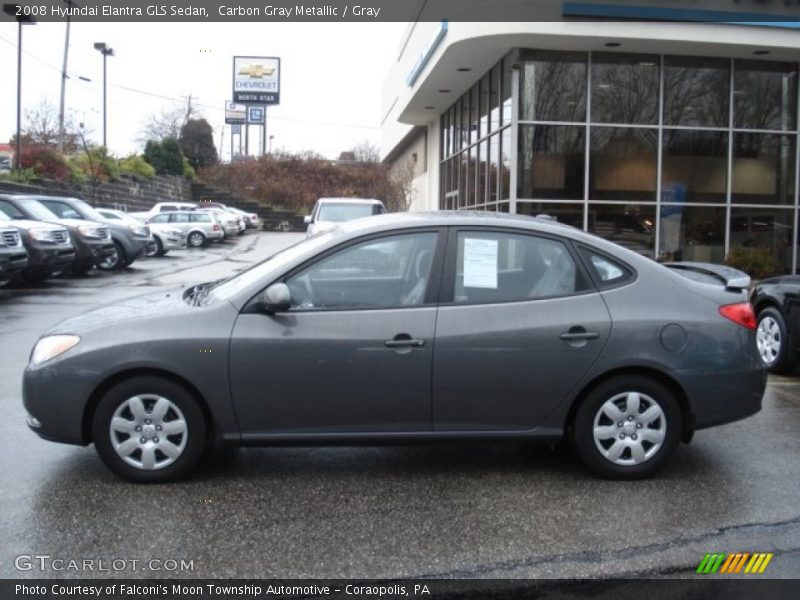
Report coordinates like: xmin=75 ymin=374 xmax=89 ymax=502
xmin=317 ymin=203 xmax=384 ymax=222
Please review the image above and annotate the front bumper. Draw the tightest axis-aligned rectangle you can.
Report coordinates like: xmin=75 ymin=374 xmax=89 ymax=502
xmin=25 ymin=243 xmax=76 ymax=276
xmin=73 ymin=237 xmax=116 ymax=269
xmin=162 ymin=233 xmax=186 ymax=250
xmin=23 ymin=361 xmax=90 ymax=445
xmin=0 ymin=249 xmax=28 ymax=278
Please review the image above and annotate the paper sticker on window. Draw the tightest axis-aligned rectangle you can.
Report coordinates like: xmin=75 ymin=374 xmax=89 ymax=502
xmin=463 ymin=238 xmax=498 ymax=288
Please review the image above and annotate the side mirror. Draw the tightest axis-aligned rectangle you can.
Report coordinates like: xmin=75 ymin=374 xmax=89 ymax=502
xmin=303 ymin=215 xmax=312 ymax=225
xmin=259 ymin=282 xmax=292 ymax=314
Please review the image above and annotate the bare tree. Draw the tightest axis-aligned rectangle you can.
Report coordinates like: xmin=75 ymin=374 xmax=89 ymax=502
xmin=20 ymin=100 xmax=81 ymax=152
xmin=350 ymin=140 xmax=381 ymax=163
xmin=388 ymin=157 xmax=417 ymax=212
xmin=138 ymin=96 xmax=198 ymax=144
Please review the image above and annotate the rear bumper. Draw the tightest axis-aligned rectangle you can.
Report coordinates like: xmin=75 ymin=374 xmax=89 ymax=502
xmin=675 ymin=364 xmax=767 ymax=430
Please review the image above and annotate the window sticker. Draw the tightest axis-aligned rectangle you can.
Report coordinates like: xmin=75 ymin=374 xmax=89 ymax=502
xmin=463 ymin=238 xmax=498 ymax=288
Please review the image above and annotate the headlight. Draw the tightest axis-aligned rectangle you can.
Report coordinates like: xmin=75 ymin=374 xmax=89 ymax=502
xmin=30 ymin=335 xmax=80 ymax=366
xmin=78 ymin=225 xmax=106 ymax=239
xmin=130 ymin=225 xmax=148 ymax=236
xmin=28 ymin=228 xmax=54 ymax=242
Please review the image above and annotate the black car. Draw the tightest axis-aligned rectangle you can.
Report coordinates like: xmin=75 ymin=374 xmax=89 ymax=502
xmin=0 ymin=195 xmax=114 ymax=274
xmin=0 ymin=207 xmax=75 ymax=281
xmin=751 ymin=277 xmax=800 ymax=373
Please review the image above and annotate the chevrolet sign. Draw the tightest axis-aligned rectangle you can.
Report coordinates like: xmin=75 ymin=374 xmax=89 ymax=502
xmin=233 ymin=56 xmax=281 ymax=105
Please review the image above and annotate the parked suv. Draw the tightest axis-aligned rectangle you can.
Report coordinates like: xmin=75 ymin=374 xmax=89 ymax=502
xmin=0 ymin=206 xmax=74 ymax=281
xmin=0 ymin=195 xmax=112 ymax=275
xmin=305 ymin=198 xmax=386 ymax=236
xmin=146 ymin=210 xmax=224 ymax=248
xmin=0 ymin=216 xmax=28 ymax=285
xmin=34 ymin=196 xmax=152 ymax=270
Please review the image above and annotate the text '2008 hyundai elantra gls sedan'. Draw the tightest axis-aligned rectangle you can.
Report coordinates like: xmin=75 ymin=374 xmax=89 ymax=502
xmin=23 ymin=213 xmax=766 ymax=482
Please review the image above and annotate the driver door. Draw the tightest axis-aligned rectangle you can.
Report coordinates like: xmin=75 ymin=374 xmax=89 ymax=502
xmin=229 ymin=229 xmax=444 ymax=435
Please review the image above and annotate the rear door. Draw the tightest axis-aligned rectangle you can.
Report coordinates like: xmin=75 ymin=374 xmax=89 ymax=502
xmin=432 ymin=228 xmax=612 ymax=431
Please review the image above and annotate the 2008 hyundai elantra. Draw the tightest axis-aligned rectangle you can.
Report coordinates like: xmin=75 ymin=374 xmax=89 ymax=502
xmin=23 ymin=213 xmax=766 ymax=482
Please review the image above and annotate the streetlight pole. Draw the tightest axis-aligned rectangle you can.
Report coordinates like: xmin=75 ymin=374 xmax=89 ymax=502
xmin=3 ymin=4 xmax=35 ymax=170
xmin=93 ymin=42 xmax=114 ymax=148
xmin=58 ymin=0 xmax=76 ymax=152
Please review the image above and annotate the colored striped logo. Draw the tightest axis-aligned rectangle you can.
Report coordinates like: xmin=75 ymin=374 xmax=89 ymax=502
xmin=696 ymin=552 xmax=773 ymax=574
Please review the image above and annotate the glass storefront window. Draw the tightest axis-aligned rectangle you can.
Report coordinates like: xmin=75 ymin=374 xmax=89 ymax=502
xmin=732 ymin=133 xmax=797 ymax=205
xmin=470 ymin=85 xmax=479 ymax=145
xmin=479 ymin=73 xmax=490 ymax=139
xmin=500 ymin=127 xmax=511 ymax=200
xmin=664 ymin=56 xmax=729 ymax=127
xmin=518 ymin=125 xmax=585 ymax=199
xmin=517 ymin=202 xmax=584 ymax=229
xmin=730 ymin=208 xmax=794 ymax=274
xmin=460 ymin=97 xmax=470 ymax=149
xmin=588 ymin=203 xmax=656 ymax=258
xmin=590 ymin=127 xmax=657 ymax=201
xmin=591 ymin=53 xmax=659 ymax=124
xmin=662 ymin=130 xmax=728 ymax=203
xmin=490 ymin=63 xmax=501 ymax=132
xmin=734 ymin=60 xmax=797 ymax=131
xmin=460 ymin=151 xmax=469 ymax=208
xmin=489 ymin=133 xmax=499 ymax=203
xmin=502 ymin=57 xmax=513 ymax=126
xmin=519 ymin=50 xmax=587 ymax=123
xmin=658 ymin=205 xmax=725 ymax=263
xmin=478 ymin=140 xmax=488 ymax=205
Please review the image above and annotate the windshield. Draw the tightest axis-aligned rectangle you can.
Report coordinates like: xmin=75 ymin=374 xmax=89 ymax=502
xmin=0 ymin=208 xmax=11 ymax=222
xmin=61 ymin=198 xmax=105 ymax=221
xmin=17 ymin=198 xmax=59 ymax=221
xmin=317 ymin=203 xmax=383 ymax=222
xmin=207 ymin=230 xmax=338 ymax=302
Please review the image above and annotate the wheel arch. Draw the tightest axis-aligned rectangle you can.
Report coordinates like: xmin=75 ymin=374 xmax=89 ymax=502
xmin=82 ymin=367 xmax=214 ymax=446
xmin=566 ymin=366 xmax=694 ymax=443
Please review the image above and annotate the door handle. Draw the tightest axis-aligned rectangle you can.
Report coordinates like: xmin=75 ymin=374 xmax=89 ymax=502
xmin=385 ymin=333 xmax=426 ymax=349
xmin=559 ymin=332 xmax=600 ymax=341
xmin=384 ymin=339 xmax=426 ymax=348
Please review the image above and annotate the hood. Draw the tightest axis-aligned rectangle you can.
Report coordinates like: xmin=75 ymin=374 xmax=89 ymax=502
xmin=48 ymin=287 xmax=190 ymax=335
xmin=47 ymin=218 xmax=107 ymax=231
xmin=3 ymin=218 xmax=65 ymax=232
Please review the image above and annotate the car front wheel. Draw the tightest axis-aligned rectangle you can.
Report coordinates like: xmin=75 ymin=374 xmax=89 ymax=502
xmin=573 ymin=375 xmax=681 ymax=479
xmin=756 ymin=307 xmax=793 ymax=374
xmin=92 ymin=376 xmax=207 ymax=482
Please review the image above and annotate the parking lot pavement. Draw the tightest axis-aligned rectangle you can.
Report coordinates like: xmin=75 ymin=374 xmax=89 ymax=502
xmin=1 ymin=232 xmax=799 ymax=579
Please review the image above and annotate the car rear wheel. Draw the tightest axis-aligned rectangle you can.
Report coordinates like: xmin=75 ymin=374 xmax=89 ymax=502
xmin=187 ymin=231 xmax=206 ymax=248
xmin=153 ymin=237 xmax=166 ymax=257
xmin=92 ymin=376 xmax=207 ymax=482
xmin=756 ymin=307 xmax=794 ymax=374
xmin=573 ymin=376 xmax=681 ymax=479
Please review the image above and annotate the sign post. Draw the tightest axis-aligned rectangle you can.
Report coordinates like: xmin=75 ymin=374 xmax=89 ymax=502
xmin=233 ymin=56 xmax=280 ymax=159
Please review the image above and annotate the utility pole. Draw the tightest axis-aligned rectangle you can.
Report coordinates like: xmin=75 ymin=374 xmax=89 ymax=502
xmin=3 ymin=4 xmax=36 ymax=170
xmin=58 ymin=0 xmax=76 ymax=152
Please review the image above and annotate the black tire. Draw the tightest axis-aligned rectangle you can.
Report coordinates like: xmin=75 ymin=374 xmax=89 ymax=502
xmin=572 ymin=375 xmax=681 ymax=480
xmin=187 ymin=231 xmax=206 ymax=248
xmin=98 ymin=241 xmax=125 ymax=271
xmin=756 ymin=307 xmax=794 ymax=374
xmin=92 ymin=376 xmax=208 ymax=483
xmin=153 ymin=237 xmax=165 ymax=257
xmin=143 ymin=241 xmax=158 ymax=258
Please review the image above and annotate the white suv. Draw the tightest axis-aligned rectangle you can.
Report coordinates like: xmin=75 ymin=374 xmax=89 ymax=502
xmin=304 ymin=198 xmax=386 ymax=237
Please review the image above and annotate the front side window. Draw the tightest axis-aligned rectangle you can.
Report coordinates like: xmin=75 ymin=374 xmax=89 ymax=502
xmin=149 ymin=214 xmax=169 ymax=223
xmin=453 ymin=231 xmax=584 ymax=304
xmin=285 ymin=232 xmax=438 ymax=311
xmin=171 ymin=213 xmax=190 ymax=223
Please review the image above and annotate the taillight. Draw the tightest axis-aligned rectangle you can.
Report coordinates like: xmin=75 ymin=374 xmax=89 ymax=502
xmin=213 ymin=224 xmax=220 ymax=231
xmin=719 ymin=303 xmax=756 ymax=330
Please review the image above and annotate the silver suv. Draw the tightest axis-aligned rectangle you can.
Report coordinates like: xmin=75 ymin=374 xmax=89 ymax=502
xmin=146 ymin=211 xmax=224 ymax=248
xmin=304 ymin=198 xmax=386 ymax=237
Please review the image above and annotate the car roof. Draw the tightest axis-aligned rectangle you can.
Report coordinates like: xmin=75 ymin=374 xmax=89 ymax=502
xmin=317 ymin=198 xmax=384 ymax=205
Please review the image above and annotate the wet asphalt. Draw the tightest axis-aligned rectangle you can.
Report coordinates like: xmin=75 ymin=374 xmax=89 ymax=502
xmin=0 ymin=232 xmax=799 ymax=579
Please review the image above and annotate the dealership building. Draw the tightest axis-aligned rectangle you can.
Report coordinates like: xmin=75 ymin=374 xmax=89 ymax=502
xmin=381 ymin=4 xmax=800 ymax=272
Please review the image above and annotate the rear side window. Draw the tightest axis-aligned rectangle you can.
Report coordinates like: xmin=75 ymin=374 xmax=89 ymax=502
xmin=579 ymin=247 xmax=634 ymax=287
xmin=453 ymin=231 xmax=586 ymax=304
xmin=171 ymin=213 xmax=190 ymax=223
xmin=160 ymin=206 xmax=175 ymax=212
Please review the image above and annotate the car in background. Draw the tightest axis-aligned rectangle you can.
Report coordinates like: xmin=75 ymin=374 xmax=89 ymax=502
xmin=129 ymin=202 xmax=198 ymax=221
xmin=197 ymin=207 xmax=240 ymax=238
xmin=145 ymin=210 xmax=224 ymax=248
xmin=199 ymin=202 xmax=250 ymax=232
xmin=0 ymin=155 xmax=11 ymax=172
xmin=304 ymin=198 xmax=386 ymax=236
xmin=0 ymin=195 xmax=114 ymax=275
xmin=23 ymin=213 xmax=765 ymax=482
xmin=751 ymin=276 xmax=800 ymax=374
xmin=226 ymin=206 xmax=260 ymax=230
xmin=34 ymin=196 xmax=152 ymax=270
xmin=95 ymin=208 xmax=172 ymax=257
xmin=0 ymin=206 xmax=74 ymax=281
xmin=0 ymin=216 xmax=28 ymax=285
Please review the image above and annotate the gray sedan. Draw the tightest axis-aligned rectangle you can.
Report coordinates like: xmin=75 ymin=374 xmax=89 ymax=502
xmin=22 ymin=213 xmax=765 ymax=482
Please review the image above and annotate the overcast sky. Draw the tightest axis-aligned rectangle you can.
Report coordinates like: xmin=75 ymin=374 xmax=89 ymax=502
xmin=0 ymin=22 xmax=407 ymax=160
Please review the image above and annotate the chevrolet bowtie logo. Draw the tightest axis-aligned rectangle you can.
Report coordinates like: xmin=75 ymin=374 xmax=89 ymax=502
xmin=238 ymin=64 xmax=275 ymax=78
